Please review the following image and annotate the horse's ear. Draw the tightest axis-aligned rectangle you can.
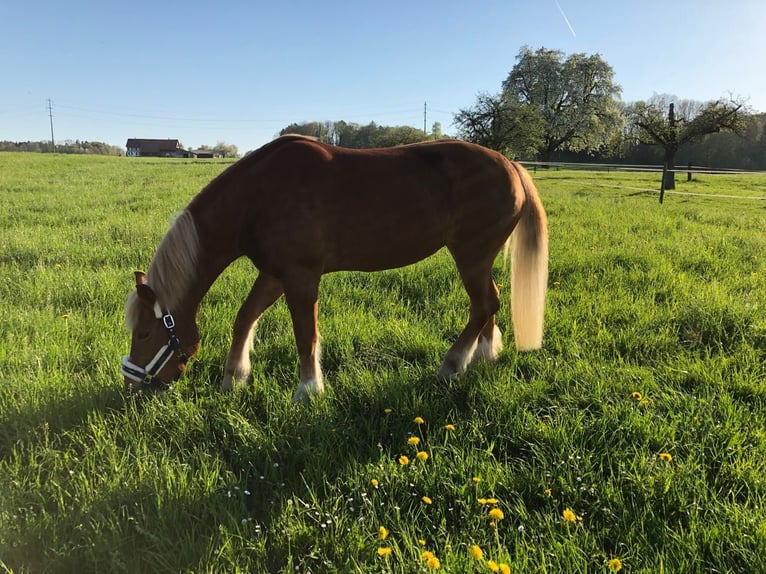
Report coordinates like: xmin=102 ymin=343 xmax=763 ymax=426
xmin=134 ymin=271 xmax=147 ymax=286
xmin=136 ymin=284 xmax=156 ymax=305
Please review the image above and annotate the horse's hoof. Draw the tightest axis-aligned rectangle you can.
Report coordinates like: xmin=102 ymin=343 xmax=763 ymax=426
xmin=292 ymin=378 xmax=324 ymax=403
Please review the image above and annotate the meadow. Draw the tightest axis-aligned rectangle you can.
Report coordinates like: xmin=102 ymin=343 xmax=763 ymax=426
xmin=0 ymin=152 xmax=765 ymax=573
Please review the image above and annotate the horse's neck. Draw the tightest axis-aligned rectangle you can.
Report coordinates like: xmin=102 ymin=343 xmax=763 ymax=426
xmin=176 ymin=207 xmax=243 ymax=319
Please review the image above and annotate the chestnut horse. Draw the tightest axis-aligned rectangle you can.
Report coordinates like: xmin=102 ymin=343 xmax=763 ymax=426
xmin=122 ymin=135 xmax=548 ymax=402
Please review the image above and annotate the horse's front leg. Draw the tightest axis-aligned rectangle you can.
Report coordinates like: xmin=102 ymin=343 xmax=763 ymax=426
xmin=222 ymin=272 xmax=283 ymax=390
xmin=283 ymin=274 xmax=323 ymax=403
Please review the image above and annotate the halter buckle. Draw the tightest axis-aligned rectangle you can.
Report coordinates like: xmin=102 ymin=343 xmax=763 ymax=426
xmin=162 ymin=313 xmax=176 ymax=330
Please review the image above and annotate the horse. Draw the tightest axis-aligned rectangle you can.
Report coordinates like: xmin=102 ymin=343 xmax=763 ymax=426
xmin=121 ymin=135 xmax=548 ymax=402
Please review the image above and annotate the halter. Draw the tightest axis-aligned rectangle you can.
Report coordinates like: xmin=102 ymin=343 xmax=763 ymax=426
xmin=120 ymin=310 xmax=190 ymax=391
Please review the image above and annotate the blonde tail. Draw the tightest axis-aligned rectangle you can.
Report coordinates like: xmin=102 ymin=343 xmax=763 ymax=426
xmin=509 ymin=162 xmax=548 ymax=350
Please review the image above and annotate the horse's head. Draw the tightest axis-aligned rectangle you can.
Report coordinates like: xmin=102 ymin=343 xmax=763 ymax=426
xmin=121 ymin=271 xmax=199 ymax=393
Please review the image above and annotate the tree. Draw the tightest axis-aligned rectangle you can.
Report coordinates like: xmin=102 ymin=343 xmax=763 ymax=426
xmin=627 ymin=94 xmax=748 ymax=188
xmin=212 ymin=141 xmax=239 ymax=158
xmin=502 ymin=46 xmax=623 ymax=162
xmin=454 ymin=92 xmax=542 ymax=157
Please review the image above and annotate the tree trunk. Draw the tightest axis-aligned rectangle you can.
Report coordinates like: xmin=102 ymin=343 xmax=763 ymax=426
xmin=663 ymin=151 xmax=676 ymax=190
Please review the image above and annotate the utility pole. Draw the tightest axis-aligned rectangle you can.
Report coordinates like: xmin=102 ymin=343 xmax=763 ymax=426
xmin=423 ymin=101 xmax=427 ymax=135
xmin=47 ymin=99 xmax=55 ymax=152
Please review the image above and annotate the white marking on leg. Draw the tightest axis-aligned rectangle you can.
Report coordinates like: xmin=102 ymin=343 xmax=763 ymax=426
xmin=221 ymin=327 xmax=255 ymax=391
xmin=292 ymin=340 xmax=324 ymax=403
xmin=472 ymin=325 xmax=503 ymax=363
xmin=438 ymin=338 xmax=479 ymax=380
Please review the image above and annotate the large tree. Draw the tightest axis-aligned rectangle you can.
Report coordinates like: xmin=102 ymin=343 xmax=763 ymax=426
xmin=454 ymin=92 xmax=542 ymax=158
xmin=626 ymin=95 xmax=748 ymax=188
xmin=503 ymin=46 xmax=622 ymax=161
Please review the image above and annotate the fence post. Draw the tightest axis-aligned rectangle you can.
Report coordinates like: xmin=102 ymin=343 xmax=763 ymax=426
xmin=687 ymin=161 xmax=692 ymax=182
xmin=659 ymin=164 xmax=667 ymax=204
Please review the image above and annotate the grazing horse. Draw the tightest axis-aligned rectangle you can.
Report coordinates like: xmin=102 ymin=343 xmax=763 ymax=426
xmin=122 ymin=135 xmax=548 ymax=402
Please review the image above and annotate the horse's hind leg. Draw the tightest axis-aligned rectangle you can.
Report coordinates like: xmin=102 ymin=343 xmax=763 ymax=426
xmin=222 ymin=272 xmax=283 ymax=390
xmin=438 ymin=255 xmax=501 ymax=380
xmin=282 ymin=274 xmax=324 ymax=403
xmin=472 ymin=280 xmax=503 ymax=363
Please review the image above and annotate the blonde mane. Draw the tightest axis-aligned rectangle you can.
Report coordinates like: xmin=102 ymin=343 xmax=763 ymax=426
xmin=125 ymin=210 xmax=200 ymax=330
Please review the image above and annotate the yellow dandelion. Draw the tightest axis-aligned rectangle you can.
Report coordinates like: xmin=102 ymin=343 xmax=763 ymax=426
xmin=562 ymin=508 xmax=579 ymax=523
xmin=639 ymin=398 xmax=651 ymax=408
xmin=418 ymin=539 xmax=427 ymax=546
xmin=499 ymin=564 xmax=510 ymax=574
xmin=608 ymin=557 xmax=623 ymax=572
xmin=398 ymin=455 xmax=410 ymax=466
xmin=371 ymin=478 xmax=379 ymax=488
xmin=378 ymin=526 xmax=388 ymax=540
xmin=426 ymin=556 xmax=440 ymax=569
xmin=469 ymin=544 xmax=484 ymax=560
xmin=472 ymin=476 xmax=482 ymax=484
xmin=544 ymin=488 xmax=552 ymax=497
xmin=631 ymin=391 xmax=643 ymax=401
xmin=421 ymin=551 xmax=435 ymax=561
xmin=444 ymin=423 xmax=456 ymax=431
xmin=488 ymin=561 xmax=500 ymax=572
xmin=55 ymin=263 xmax=62 ymax=269
xmin=413 ymin=416 xmax=425 ymax=425
xmin=408 ymin=436 xmax=420 ymax=446
xmin=421 ymin=495 xmax=432 ymax=505
xmin=478 ymin=497 xmax=498 ymax=505
xmin=488 ymin=508 xmax=504 ymax=521
xmin=416 ymin=451 xmax=429 ymax=462
xmin=384 ymin=408 xmax=393 ymax=414
xmin=377 ymin=546 xmax=392 ymax=557
xmin=659 ymin=452 xmax=673 ymax=462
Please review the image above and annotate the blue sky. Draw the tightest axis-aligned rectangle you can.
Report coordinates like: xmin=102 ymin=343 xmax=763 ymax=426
xmin=3 ymin=0 xmax=765 ymax=153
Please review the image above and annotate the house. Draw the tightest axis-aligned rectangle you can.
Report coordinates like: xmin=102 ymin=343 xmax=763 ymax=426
xmin=125 ymin=138 xmax=191 ymax=158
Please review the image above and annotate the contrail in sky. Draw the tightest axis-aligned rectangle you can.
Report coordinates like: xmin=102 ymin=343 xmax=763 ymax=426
xmin=554 ymin=0 xmax=577 ymax=38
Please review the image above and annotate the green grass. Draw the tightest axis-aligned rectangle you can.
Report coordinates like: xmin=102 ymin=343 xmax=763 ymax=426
xmin=1 ymin=152 xmax=765 ymax=573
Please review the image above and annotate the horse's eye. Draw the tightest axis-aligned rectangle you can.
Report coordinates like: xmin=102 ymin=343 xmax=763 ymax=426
xmin=135 ymin=330 xmax=151 ymax=341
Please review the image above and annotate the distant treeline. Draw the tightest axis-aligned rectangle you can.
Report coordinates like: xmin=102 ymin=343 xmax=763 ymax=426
xmin=0 ymin=140 xmax=123 ymax=155
xmin=278 ymin=120 xmax=442 ymax=150
xmin=561 ymin=112 xmax=766 ymax=171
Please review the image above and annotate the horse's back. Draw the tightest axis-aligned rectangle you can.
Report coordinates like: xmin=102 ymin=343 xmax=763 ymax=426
xmin=205 ymin=137 xmax=523 ymax=274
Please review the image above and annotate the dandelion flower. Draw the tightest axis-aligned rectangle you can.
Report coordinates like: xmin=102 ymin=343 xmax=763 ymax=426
xmin=488 ymin=561 xmax=500 ymax=572
xmin=488 ymin=508 xmax=505 ymax=521
xmin=608 ymin=558 xmax=623 ymax=572
xmin=421 ymin=496 xmax=432 ymax=505
xmin=472 ymin=476 xmax=482 ymax=484
xmin=631 ymin=391 xmax=643 ymax=401
xmin=377 ymin=547 xmax=392 ymax=557
xmin=421 ymin=551 xmax=435 ymax=561
xmin=384 ymin=408 xmax=393 ymax=414
xmin=499 ymin=565 xmax=510 ymax=574
xmin=659 ymin=452 xmax=673 ymax=462
xmin=378 ymin=526 xmax=388 ymax=540
xmin=444 ymin=423 xmax=456 ymax=431
xmin=398 ymin=455 xmax=410 ymax=466
xmin=544 ymin=488 xmax=552 ymax=497
xmin=371 ymin=478 xmax=379 ymax=488
xmin=414 ymin=416 xmax=425 ymax=425
xmin=426 ymin=556 xmax=440 ymax=569
xmin=469 ymin=544 xmax=484 ymax=560
xmin=408 ymin=436 xmax=420 ymax=446
xmin=562 ymin=508 xmax=579 ymax=523
xmin=416 ymin=451 xmax=429 ymax=462
xmin=418 ymin=539 xmax=427 ymax=546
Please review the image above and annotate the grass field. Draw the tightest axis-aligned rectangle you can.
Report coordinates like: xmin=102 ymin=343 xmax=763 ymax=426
xmin=0 ymin=152 xmax=765 ymax=573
